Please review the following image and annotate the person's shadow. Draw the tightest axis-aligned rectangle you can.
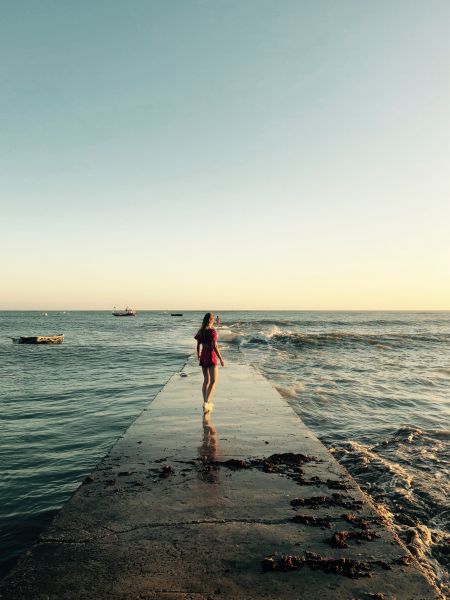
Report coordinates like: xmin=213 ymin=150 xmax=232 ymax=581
xmin=198 ymin=412 xmax=220 ymax=483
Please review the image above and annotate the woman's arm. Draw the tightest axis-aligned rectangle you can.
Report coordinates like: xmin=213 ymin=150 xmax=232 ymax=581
xmin=197 ymin=341 xmax=202 ymax=361
xmin=213 ymin=341 xmax=225 ymax=367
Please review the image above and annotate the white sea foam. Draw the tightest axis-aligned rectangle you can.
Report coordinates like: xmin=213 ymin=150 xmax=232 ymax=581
xmin=274 ymin=381 xmax=305 ymax=398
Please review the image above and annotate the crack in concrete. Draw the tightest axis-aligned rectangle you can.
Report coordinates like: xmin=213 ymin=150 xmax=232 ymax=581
xmin=39 ymin=517 xmax=293 ymax=545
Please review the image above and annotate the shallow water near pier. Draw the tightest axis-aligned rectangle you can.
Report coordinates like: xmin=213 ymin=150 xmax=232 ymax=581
xmin=1 ymin=311 xmax=449 ymax=594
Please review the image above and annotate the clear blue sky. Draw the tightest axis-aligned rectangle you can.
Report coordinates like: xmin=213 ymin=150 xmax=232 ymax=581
xmin=1 ymin=0 xmax=449 ymax=309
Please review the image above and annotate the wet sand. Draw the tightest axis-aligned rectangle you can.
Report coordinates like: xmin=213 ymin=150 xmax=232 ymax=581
xmin=0 ymin=358 xmax=439 ymax=599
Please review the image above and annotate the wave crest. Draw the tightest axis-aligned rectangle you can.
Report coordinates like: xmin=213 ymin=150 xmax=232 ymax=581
xmin=269 ymin=331 xmax=449 ymax=349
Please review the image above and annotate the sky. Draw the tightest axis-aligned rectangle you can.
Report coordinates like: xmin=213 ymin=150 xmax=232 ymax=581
xmin=1 ymin=0 xmax=449 ymax=310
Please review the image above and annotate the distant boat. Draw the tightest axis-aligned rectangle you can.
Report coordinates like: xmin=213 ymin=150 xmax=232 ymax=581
xmin=12 ymin=334 xmax=64 ymax=344
xmin=41 ymin=312 xmax=48 ymax=317
xmin=112 ymin=306 xmax=136 ymax=317
xmin=171 ymin=313 xmax=183 ymax=317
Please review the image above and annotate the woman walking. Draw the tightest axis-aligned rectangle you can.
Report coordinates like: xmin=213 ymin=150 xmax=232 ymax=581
xmin=194 ymin=312 xmax=225 ymax=412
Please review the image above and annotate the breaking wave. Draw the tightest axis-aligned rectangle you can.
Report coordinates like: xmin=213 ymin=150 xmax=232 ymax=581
xmin=224 ymin=329 xmax=450 ymax=350
xmin=329 ymin=427 xmax=450 ymax=596
xmin=270 ymin=331 xmax=449 ymax=349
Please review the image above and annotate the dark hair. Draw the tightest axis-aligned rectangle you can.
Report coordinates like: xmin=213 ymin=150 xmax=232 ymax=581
xmin=200 ymin=312 xmax=214 ymax=333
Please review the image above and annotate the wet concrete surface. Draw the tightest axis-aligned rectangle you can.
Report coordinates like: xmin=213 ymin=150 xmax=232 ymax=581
xmin=0 ymin=359 xmax=439 ymax=599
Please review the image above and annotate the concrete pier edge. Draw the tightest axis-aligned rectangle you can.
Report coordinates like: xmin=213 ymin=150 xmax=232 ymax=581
xmin=0 ymin=356 xmax=440 ymax=599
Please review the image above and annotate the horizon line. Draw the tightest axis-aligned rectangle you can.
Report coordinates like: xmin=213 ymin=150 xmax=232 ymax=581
xmin=1 ymin=308 xmax=449 ymax=313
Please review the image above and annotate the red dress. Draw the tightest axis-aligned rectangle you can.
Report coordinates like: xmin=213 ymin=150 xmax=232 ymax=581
xmin=195 ymin=328 xmax=218 ymax=367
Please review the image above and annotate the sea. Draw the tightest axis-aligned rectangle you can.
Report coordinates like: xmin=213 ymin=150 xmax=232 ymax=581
xmin=1 ymin=311 xmax=449 ymax=594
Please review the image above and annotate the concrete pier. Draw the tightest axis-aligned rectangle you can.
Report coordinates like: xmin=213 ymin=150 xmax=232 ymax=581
xmin=0 ymin=359 xmax=438 ymax=599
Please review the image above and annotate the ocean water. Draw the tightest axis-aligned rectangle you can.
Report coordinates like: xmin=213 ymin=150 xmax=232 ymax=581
xmin=1 ymin=311 xmax=449 ymax=594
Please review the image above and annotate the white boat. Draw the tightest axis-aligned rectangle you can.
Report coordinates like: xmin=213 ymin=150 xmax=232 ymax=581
xmin=112 ymin=306 xmax=136 ymax=317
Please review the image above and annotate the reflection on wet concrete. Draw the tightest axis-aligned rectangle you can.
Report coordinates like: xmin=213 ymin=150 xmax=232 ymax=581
xmin=198 ymin=412 xmax=220 ymax=483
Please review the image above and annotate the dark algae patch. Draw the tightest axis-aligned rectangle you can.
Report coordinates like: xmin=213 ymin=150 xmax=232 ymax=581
xmin=293 ymin=475 xmax=355 ymax=488
xmin=204 ymin=452 xmax=320 ymax=484
xmin=326 ymin=529 xmax=380 ymax=548
xmin=342 ymin=513 xmax=371 ymax=529
xmin=262 ymin=551 xmax=373 ymax=578
xmin=290 ymin=493 xmax=363 ymax=511
xmin=262 ymin=554 xmax=303 ymax=572
xmin=214 ymin=452 xmax=318 ymax=472
xmin=291 ymin=514 xmax=332 ymax=528
xmin=262 ymin=552 xmax=400 ymax=579
xmin=149 ymin=452 xmax=320 ymax=482
xmin=259 ymin=452 xmax=318 ymax=465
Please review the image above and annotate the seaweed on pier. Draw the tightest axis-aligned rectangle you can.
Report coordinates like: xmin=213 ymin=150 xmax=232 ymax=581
xmin=262 ymin=551 xmax=373 ymax=578
xmin=209 ymin=452 xmax=319 ymax=479
xmin=261 ymin=452 xmax=318 ymax=466
xmin=290 ymin=493 xmax=363 ymax=511
xmin=341 ymin=513 xmax=370 ymax=530
xmin=291 ymin=514 xmax=332 ymax=528
xmin=262 ymin=554 xmax=303 ymax=572
xmin=290 ymin=475 xmax=354 ymax=489
xmin=304 ymin=554 xmax=372 ymax=578
xmin=326 ymin=529 xmax=379 ymax=549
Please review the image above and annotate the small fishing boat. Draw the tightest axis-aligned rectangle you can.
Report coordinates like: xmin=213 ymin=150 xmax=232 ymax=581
xmin=12 ymin=334 xmax=64 ymax=344
xmin=171 ymin=313 xmax=183 ymax=317
xmin=112 ymin=306 xmax=136 ymax=317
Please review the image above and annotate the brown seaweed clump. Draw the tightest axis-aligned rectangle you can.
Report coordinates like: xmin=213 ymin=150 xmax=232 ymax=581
xmin=290 ymin=493 xmax=363 ymax=511
xmin=305 ymin=555 xmax=372 ymax=578
xmin=341 ymin=513 xmax=370 ymax=530
xmin=326 ymin=529 xmax=379 ymax=549
xmin=262 ymin=554 xmax=303 ymax=571
xmin=261 ymin=452 xmax=317 ymax=465
xmin=211 ymin=452 xmax=319 ymax=481
xmin=291 ymin=514 xmax=332 ymax=528
xmin=261 ymin=556 xmax=277 ymax=571
xmin=262 ymin=551 xmax=373 ymax=578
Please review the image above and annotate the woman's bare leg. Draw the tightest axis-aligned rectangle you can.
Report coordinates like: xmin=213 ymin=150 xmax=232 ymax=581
xmin=205 ymin=365 xmax=218 ymax=403
xmin=202 ymin=367 xmax=210 ymax=403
